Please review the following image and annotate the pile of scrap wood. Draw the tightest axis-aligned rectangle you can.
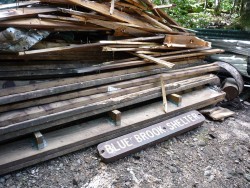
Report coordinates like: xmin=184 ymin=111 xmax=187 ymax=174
xmin=0 ymin=0 xmax=242 ymax=175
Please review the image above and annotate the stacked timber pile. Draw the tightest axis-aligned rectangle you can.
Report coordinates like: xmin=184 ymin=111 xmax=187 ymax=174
xmin=0 ymin=0 xmax=236 ymax=175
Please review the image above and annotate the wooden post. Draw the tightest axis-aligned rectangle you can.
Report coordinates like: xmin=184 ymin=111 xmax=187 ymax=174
xmin=108 ymin=110 xmax=121 ymax=126
xmin=160 ymin=76 xmax=167 ymax=113
xmin=34 ymin=131 xmax=47 ymax=150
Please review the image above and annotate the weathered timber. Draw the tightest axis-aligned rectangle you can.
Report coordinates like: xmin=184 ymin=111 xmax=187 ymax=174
xmin=0 ymin=75 xmax=220 ymax=136
xmin=0 ymin=60 xmax=203 ymax=113
xmin=164 ymin=35 xmax=211 ymax=48
xmin=108 ymin=110 xmax=121 ymax=126
xmin=135 ymin=53 xmax=175 ymax=68
xmin=0 ymin=64 xmax=219 ymax=105
xmin=168 ymin=94 xmax=182 ymax=106
xmin=0 ymin=18 xmax=109 ymax=31
xmin=0 ymin=7 xmax=57 ymax=21
xmin=0 ymin=87 xmax=225 ymax=175
xmin=222 ymin=78 xmax=239 ymax=101
xmin=60 ymin=0 xmax=168 ymax=33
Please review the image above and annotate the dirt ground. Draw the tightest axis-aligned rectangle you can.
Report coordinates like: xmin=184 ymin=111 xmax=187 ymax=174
xmin=0 ymin=101 xmax=249 ymax=188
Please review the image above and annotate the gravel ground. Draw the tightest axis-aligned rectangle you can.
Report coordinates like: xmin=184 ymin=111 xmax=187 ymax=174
xmin=0 ymin=102 xmax=250 ymax=188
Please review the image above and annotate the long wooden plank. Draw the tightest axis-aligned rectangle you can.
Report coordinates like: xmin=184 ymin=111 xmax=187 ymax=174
xmin=135 ymin=53 xmax=175 ymax=68
xmin=0 ymin=87 xmax=225 ymax=175
xmin=0 ymin=64 xmax=219 ymax=104
xmin=18 ymin=43 xmax=105 ymax=56
xmin=0 ymin=65 xmax=166 ymax=101
xmin=0 ymin=74 xmax=219 ymax=126
xmin=0 ymin=59 xmax=202 ymax=113
xmin=102 ymin=47 xmax=210 ymax=64
xmin=0 ymin=18 xmax=109 ymax=31
xmin=0 ymin=7 xmax=57 ymax=21
xmin=0 ymin=75 xmax=220 ymax=135
xmin=73 ymin=16 xmax=152 ymax=37
xmin=48 ymin=0 xmax=168 ymax=33
xmin=0 ymin=59 xmax=211 ymax=97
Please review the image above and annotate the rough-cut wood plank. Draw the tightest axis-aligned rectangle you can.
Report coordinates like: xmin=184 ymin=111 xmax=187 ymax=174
xmin=0 ymin=74 xmax=218 ymax=126
xmin=0 ymin=74 xmax=220 ymax=133
xmin=0 ymin=7 xmax=57 ymax=21
xmin=0 ymin=87 xmax=225 ymax=175
xmin=18 ymin=43 xmax=105 ymax=56
xmin=164 ymin=35 xmax=211 ymax=48
xmin=0 ymin=59 xmax=202 ymax=113
xmin=0 ymin=18 xmax=109 ymax=31
xmin=135 ymin=53 xmax=175 ymax=68
xmin=66 ymin=0 xmax=168 ymax=33
xmin=0 ymin=64 xmax=219 ymax=104
xmin=73 ymin=15 xmax=152 ymax=37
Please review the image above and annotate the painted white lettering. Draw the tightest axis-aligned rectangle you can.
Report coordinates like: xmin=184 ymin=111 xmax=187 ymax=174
xmin=187 ymin=115 xmax=195 ymax=121
xmin=111 ymin=143 xmax=120 ymax=152
xmin=191 ymin=113 xmax=199 ymax=120
xmin=179 ymin=117 xmax=188 ymax=125
xmin=124 ymin=138 xmax=133 ymax=147
xmin=175 ymin=119 xmax=183 ymax=127
xmin=140 ymin=132 xmax=149 ymax=140
xmin=156 ymin=126 xmax=166 ymax=133
xmin=117 ymin=140 xmax=127 ymax=149
xmin=104 ymin=144 xmax=114 ymax=154
xmin=166 ymin=122 xmax=174 ymax=130
xmin=151 ymin=128 xmax=161 ymax=136
xmin=146 ymin=130 xmax=154 ymax=138
xmin=170 ymin=121 xmax=179 ymax=129
xmin=134 ymin=134 xmax=143 ymax=143
xmin=182 ymin=116 xmax=190 ymax=123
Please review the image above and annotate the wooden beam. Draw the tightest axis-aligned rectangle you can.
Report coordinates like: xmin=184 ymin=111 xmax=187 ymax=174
xmin=153 ymin=4 xmax=175 ymax=9
xmin=19 ymin=43 xmax=105 ymax=56
xmin=65 ymin=0 xmax=168 ymax=33
xmin=168 ymin=94 xmax=182 ymax=106
xmin=108 ymin=110 xmax=121 ymax=126
xmin=0 ymin=18 xmax=109 ymax=31
xmin=0 ymin=7 xmax=58 ymax=21
xmin=0 ymin=64 xmax=220 ymax=104
xmin=135 ymin=53 xmax=175 ymax=68
xmin=0 ymin=87 xmax=225 ymax=175
xmin=110 ymin=0 xmax=115 ymax=15
xmin=34 ymin=131 xmax=47 ymax=150
xmin=160 ymin=76 xmax=167 ymax=112
xmin=0 ymin=75 xmax=220 ymax=130
xmin=164 ymin=35 xmax=211 ymax=48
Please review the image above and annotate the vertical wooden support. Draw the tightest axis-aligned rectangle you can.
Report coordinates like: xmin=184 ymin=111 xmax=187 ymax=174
xmin=110 ymin=0 xmax=115 ymax=15
xmin=168 ymin=94 xmax=182 ymax=107
xmin=160 ymin=76 xmax=167 ymax=113
xmin=34 ymin=131 xmax=47 ymax=150
xmin=108 ymin=110 xmax=121 ymax=126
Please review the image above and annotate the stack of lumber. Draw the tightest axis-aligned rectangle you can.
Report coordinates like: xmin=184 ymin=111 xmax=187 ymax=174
xmin=0 ymin=0 xmax=229 ymax=174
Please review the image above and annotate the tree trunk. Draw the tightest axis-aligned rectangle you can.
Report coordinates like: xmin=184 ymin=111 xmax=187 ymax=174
xmin=214 ymin=0 xmax=221 ymax=15
xmin=240 ymin=0 xmax=250 ymax=30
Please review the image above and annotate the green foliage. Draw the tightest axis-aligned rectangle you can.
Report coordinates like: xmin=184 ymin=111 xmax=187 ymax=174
xmin=153 ymin=0 xmax=240 ymax=29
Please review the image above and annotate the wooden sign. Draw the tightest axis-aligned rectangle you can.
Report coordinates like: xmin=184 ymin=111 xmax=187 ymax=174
xmin=98 ymin=110 xmax=205 ymax=162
